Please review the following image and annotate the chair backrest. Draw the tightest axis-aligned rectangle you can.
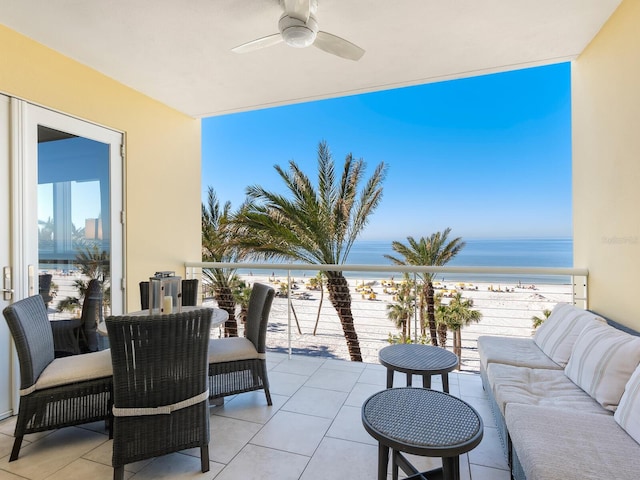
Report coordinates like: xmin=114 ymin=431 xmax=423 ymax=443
xmin=182 ymin=279 xmax=199 ymax=306
xmin=81 ymin=279 xmax=102 ymax=352
xmin=245 ymin=283 xmax=275 ymax=353
xmin=2 ymin=295 xmax=55 ymax=391
xmin=38 ymin=273 xmax=53 ymax=305
xmin=139 ymin=281 xmax=149 ymax=310
xmin=106 ymin=308 xmax=213 ymax=410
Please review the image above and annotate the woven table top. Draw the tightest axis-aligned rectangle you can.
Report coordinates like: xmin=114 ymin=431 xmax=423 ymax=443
xmin=362 ymin=387 xmax=483 ymax=456
xmin=379 ymin=344 xmax=459 ymax=374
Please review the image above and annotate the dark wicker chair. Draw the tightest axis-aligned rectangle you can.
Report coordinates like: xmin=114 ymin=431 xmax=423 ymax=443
xmin=208 ymin=282 xmax=275 ymax=405
xmin=106 ymin=308 xmax=213 ymax=480
xmin=51 ymin=279 xmax=102 ymax=356
xmin=139 ymin=279 xmax=198 ymax=310
xmin=38 ymin=273 xmax=53 ymax=309
xmin=2 ymin=295 xmax=113 ymax=462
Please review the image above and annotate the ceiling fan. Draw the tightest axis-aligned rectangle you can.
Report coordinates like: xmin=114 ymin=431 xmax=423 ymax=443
xmin=232 ymin=0 xmax=365 ymax=61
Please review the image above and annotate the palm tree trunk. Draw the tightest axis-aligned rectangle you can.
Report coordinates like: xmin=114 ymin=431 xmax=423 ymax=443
xmin=437 ymin=322 xmax=448 ymax=349
xmin=326 ymin=271 xmax=362 ymax=362
xmin=453 ymin=329 xmax=462 ymax=366
xmin=418 ymin=287 xmax=427 ymax=337
xmin=425 ymin=282 xmax=438 ymax=346
xmin=214 ymin=285 xmax=238 ymax=337
xmin=312 ymin=282 xmax=324 ymax=336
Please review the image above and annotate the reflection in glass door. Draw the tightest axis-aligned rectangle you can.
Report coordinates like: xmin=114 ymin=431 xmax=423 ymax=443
xmin=22 ymin=103 xmax=123 ymax=327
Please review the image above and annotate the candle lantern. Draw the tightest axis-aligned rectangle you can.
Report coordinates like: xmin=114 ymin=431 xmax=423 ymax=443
xmin=149 ymin=271 xmax=182 ymax=314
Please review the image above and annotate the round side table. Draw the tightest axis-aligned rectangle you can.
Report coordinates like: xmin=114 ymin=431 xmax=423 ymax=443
xmin=379 ymin=344 xmax=459 ymax=392
xmin=362 ymin=387 xmax=483 ymax=480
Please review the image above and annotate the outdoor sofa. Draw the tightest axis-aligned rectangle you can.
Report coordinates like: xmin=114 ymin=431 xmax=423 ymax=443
xmin=478 ymin=303 xmax=640 ymax=480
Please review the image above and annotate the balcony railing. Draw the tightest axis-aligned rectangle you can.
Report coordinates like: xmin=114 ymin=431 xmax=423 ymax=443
xmin=186 ymin=262 xmax=587 ymax=371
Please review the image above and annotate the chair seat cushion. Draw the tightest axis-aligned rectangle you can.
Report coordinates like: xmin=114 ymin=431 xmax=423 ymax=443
xmin=26 ymin=349 xmax=112 ymax=395
xmin=209 ymin=337 xmax=260 ymax=364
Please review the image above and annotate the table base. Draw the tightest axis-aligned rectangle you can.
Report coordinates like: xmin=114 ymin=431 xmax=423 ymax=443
xmin=386 ymin=369 xmax=451 ymax=393
xmin=377 ymin=443 xmax=460 ymax=480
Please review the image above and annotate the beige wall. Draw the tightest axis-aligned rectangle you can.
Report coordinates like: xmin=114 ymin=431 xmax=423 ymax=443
xmin=573 ymin=0 xmax=640 ymax=327
xmin=0 ymin=25 xmax=202 ymax=312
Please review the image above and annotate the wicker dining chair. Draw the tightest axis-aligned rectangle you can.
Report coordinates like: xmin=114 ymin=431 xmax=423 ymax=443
xmin=2 ymin=295 xmax=113 ymax=462
xmin=51 ymin=279 xmax=102 ymax=356
xmin=208 ymin=282 xmax=275 ymax=405
xmin=106 ymin=308 xmax=213 ymax=480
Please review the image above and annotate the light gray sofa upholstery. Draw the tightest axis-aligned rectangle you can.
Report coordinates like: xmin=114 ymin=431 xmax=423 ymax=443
xmin=478 ymin=306 xmax=640 ymax=480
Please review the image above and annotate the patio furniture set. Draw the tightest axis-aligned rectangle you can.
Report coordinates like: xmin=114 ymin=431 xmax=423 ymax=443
xmin=478 ymin=303 xmax=640 ymax=480
xmin=2 ymin=282 xmax=275 ymax=480
xmin=362 ymin=343 xmax=484 ymax=480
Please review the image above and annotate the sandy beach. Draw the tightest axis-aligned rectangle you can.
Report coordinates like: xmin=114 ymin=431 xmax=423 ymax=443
xmin=207 ymin=273 xmax=574 ymax=372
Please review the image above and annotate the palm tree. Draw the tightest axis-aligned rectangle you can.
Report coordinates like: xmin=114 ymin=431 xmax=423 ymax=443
xmin=202 ymin=186 xmax=244 ymax=336
xmin=436 ymin=292 xmax=482 ymax=361
xmin=385 ymin=229 xmax=465 ymax=346
xmin=386 ymin=277 xmax=415 ymax=340
xmin=532 ymin=308 xmax=552 ymax=329
xmin=233 ymin=141 xmax=387 ymax=361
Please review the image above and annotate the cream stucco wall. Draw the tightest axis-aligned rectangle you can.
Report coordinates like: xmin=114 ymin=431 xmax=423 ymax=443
xmin=573 ymin=0 xmax=640 ymax=327
xmin=0 ymin=25 xmax=202 ymax=312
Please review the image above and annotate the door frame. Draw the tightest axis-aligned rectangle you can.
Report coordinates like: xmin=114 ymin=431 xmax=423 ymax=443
xmin=5 ymin=98 xmax=125 ymax=413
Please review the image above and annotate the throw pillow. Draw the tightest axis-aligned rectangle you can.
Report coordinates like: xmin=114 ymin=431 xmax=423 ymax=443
xmin=534 ymin=303 xmax=603 ymax=367
xmin=614 ymin=365 xmax=640 ymax=444
xmin=565 ymin=319 xmax=640 ymax=411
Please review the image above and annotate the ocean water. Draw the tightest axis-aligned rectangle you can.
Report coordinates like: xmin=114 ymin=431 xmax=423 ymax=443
xmin=266 ymin=237 xmax=573 ymax=284
xmin=344 ymin=237 xmax=573 ymax=284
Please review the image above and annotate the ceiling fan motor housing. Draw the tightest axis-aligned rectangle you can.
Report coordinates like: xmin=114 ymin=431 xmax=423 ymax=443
xmin=279 ymin=14 xmax=318 ymax=48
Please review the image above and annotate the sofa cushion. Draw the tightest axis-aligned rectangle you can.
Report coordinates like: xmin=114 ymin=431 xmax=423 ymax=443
xmin=477 ymin=336 xmax=562 ymax=372
xmin=486 ymin=363 xmax=608 ymax=416
xmin=564 ymin=319 xmax=640 ymax=411
xmin=614 ymin=364 xmax=640 ymax=444
xmin=533 ymin=303 xmax=603 ymax=367
xmin=506 ymin=403 xmax=640 ymax=480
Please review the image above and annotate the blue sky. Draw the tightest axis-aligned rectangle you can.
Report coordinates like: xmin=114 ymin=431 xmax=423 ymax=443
xmin=201 ymin=63 xmax=572 ymax=241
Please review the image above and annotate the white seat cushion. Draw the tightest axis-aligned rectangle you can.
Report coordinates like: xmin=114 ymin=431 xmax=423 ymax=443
xmin=564 ymin=319 xmax=640 ymax=411
xmin=533 ymin=303 xmax=604 ymax=367
xmin=487 ymin=362 xmax=608 ymax=416
xmin=478 ymin=335 xmax=562 ymax=371
xmin=26 ymin=349 xmax=112 ymax=395
xmin=209 ymin=337 xmax=261 ymax=364
xmin=506 ymin=403 xmax=640 ymax=480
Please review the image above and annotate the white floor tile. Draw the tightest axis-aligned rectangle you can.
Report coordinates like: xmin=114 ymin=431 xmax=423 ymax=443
xmin=304 ymin=367 xmax=360 ymax=392
xmin=326 ymin=405 xmax=376 ymax=445
xmin=251 ymin=410 xmax=331 ymax=456
xmin=300 ymin=437 xmax=378 ymax=480
xmin=281 ymin=386 xmax=348 ymax=418
xmin=214 ymin=444 xmax=309 ymax=480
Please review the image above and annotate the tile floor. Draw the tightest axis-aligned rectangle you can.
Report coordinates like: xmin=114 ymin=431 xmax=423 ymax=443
xmin=0 ymin=353 xmax=510 ymax=480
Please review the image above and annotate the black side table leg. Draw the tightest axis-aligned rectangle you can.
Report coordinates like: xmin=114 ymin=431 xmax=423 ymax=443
xmin=442 ymin=455 xmax=460 ymax=480
xmin=422 ymin=373 xmax=431 ymax=389
xmin=406 ymin=373 xmax=413 ymax=387
xmin=378 ymin=443 xmax=389 ymax=480
xmin=442 ymin=373 xmax=449 ymax=393
xmin=386 ymin=368 xmax=394 ymax=389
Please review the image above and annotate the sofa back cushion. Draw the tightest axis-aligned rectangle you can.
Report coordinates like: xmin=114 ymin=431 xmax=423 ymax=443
xmin=565 ymin=319 xmax=640 ymax=411
xmin=614 ymin=365 xmax=640 ymax=444
xmin=533 ymin=303 xmax=603 ymax=367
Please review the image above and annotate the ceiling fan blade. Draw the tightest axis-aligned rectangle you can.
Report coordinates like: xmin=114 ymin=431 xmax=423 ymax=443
xmin=231 ymin=34 xmax=283 ymax=54
xmin=314 ymin=31 xmax=365 ymax=61
xmin=283 ymin=0 xmax=310 ymax=22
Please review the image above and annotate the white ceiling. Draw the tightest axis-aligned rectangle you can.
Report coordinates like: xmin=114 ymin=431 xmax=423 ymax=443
xmin=0 ymin=0 xmax=622 ymax=118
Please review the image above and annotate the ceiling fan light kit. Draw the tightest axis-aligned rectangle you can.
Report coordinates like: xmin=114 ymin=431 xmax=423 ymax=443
xmin=279 ymin=15 xmax=318 ymax=48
